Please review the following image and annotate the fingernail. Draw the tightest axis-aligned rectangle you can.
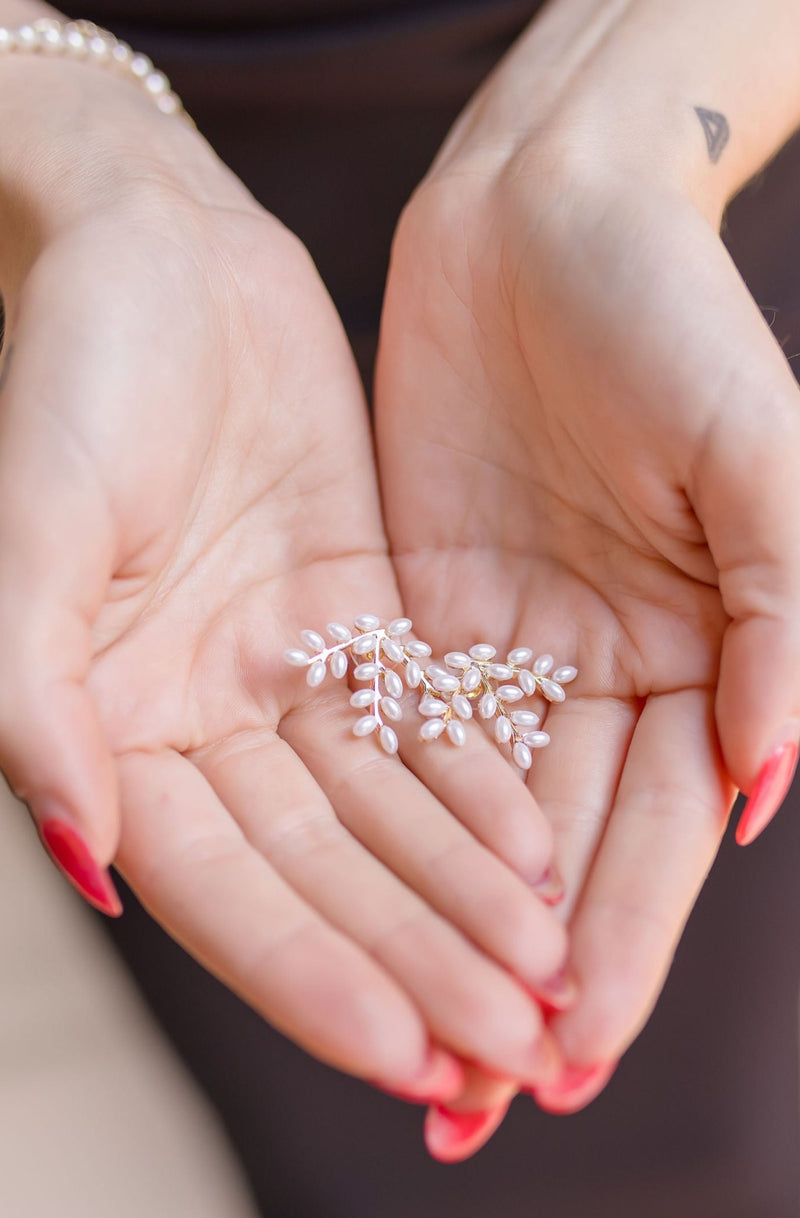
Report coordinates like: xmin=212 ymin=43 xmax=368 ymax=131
xmin=370 ymin=1046 xmax=465 ymax=1104
xmin=735 ymin=738 xmax=799 ymax=847
xmin=39 ymin=817 xmax=123 ymax=918
xmin=532 ymin=967 xmax=579 ymax=1015
xmin=528 ymin=1059 xmax=617 ymax=1114
xmin=424 ymin=1102 xmax=508 ymax=1162
xmin=531 ymin=865 xmax=565 ymax=906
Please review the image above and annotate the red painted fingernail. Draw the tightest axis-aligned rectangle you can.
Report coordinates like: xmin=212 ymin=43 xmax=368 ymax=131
xmin=533 ymin=967 xmax=579 ymax=1015
xmin=424 ymin=1102 xmax=508 ymax=1162
xmin=370 ymin=1046 xmax=465 ymax=1104
xmin=529 ymin=1060 xmax=617 ymax=1114
xmin=39 ymin=818 xmax=122 ymax=917
xmin=532 ymin=865 xmax=565 ymax=906
xmin=736 ymin=739 xmax=799 ymax=847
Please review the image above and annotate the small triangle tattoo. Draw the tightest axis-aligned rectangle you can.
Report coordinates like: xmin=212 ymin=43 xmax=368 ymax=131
xmin=695 ymin=107 xmax=729 ymax=164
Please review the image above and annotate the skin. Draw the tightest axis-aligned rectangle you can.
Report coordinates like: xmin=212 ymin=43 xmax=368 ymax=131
xmin=0 ymin=45 xmax=568 ymax=1093
xmin=375 ymin=0 xmax=800 ymax=1153
xmin=3 ymin=0 xmax=800 ymax=1166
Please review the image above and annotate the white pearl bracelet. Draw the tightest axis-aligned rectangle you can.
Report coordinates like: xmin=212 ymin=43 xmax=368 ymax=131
xmin=0 ymin=17 xmax=187 ymax=119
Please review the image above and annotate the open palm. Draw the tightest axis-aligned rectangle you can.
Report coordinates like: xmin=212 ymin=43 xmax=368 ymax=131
xmin=376 ymin=149 xmax=800 ymax=1130
xmin=0 ymin=119 xmax=570 ymax=1097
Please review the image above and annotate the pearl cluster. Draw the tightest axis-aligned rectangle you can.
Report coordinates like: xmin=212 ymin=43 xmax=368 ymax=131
xmin=0 ymin=18 xmax=187 ymax=119
xmin=285 ymin=616 xmax=578 ymax=769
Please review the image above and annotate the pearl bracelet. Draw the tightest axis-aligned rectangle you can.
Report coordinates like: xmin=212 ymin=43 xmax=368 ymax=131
xmin=0 ymin=17 xmax=187 ymax=119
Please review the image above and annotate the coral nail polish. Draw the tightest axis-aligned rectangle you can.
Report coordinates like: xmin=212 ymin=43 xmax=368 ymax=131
xmin=736 ymin=740 xmax=799 ymax=847
xmin=529 ymin=1060 xmax=617 ymax=1115
xmin=533 ymin=967 xmax=579 ymax=1015
xmin=39 ymin=818 xmax=123 ymax=917
xmin=424 ymin=1103 xmax=508 ymax=1163
xmin=371 ymin=1047 xmax=465 ymax=1105
xmin=532 ymin=865 xmax=565 ymax=906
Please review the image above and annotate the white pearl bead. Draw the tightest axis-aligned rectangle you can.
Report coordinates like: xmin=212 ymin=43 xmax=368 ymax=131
xmin=284 ymin=648 xmax=309 ymax=667
xmin=432 ymin=674 xmax=460 ymax=693
xmin=0 ymin=29 xmax=12 ymax=52
xmin=353 ymin=715 xmax=378 ymax=737
xmin=382 ymin=638 xmax=404 ymax=663
xmin=156 ymin=93 xmax=180 ymax=115
xmin=41 ymin=27 xmax=64 ymax=53
xmin=540 ymin=679 xmax=566 ymax=703
xmin=353 ymin=662 xmax=379 ymax=680
xmin=300 ymin=628 xmax=325 ymax=651
xmin=469 ymin=643 xmax=496 ymax=661
xmin=487 ymin=663 xmax=514 ymax=681
xmin=64 ymin=28 xmax=87 ymax=55
xmin=495 ymin=716 xmax=512 ymax=743
xmin=533 ymin=654 xmax=554 ymax=676
xmin=479 ymin=693 xmax=497 ymax=719
xmin=420 ymin=718 xmax=445 ymax=741
xmin=510 ymin=710 xmax=539 ymax=727
xmin=452 ymin=694 xmax=473 ymax=720
xmin=518 ymin=669 xmax=536 ymax=696
xmin=497 ymin=685 xmax=523 ymax=702
xmin=380 ymin=697 xmax=402 ymax=722
xmin=507 ymin=647 xmax=533 ymax=666
xmin=353 ymin=633 xmax=377 ymax=655
xmin=327 ymin=622 xmax=351 ymax=642
xmin=524 ymin=731 xmax=550 ymax=748
xmin=87 ymin=34 xmax=110 ymax=60
xmin=383 ymin=670 xmax=404 ymax=699
xmin=444 ymin=651 xmax=471 ymax=670
xmin=447 ymin=720 xmax=467 ymax=747
xmin=406 ymin=640 xmax=432 ymax=658
xmin=425 ymin=664 xmax=450 ymax=679
xmin=350 ymin=689 xmax=374 ymax=708
xmin=462 ymin=667 xmax=481 ymax=692
xmin=306 ymin=660 xmax=326 ymax=687
xmin=379 ymin=725 xmax=399 ymax=754
xmin=130 ymin=52 xmax=153 ymax=78
xmin=387 ymin=617 xmax=412 ymax=637
xmin=354 ymin=614 xmax=381 ymax=631
xmin=553 ymin=665 xmax=578 ymax=684
xmin=513 ymin=742 xmax=533 ymax=770
xmin=405 ymin=660 xmax=422 ymax=688
xmin=15 ymin=25 xmax=38 ymax=49
xmin=419 ymin=696 xmax=448 ymax=717
xmin=144 ymin=70 xmax=168 ymax=95
xmin=330 ymin=650 xmax=348 ymax=679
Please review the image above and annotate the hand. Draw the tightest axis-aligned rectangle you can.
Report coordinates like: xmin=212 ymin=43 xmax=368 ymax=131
xmin=0 ymin=52 xmax=568 ymax=1097
xmin=376 ymin=59 xmax=800 ymax=1154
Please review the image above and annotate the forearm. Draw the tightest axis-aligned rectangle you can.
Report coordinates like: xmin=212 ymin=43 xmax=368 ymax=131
xmin=440 ymin=0 xmax=800 ymax=222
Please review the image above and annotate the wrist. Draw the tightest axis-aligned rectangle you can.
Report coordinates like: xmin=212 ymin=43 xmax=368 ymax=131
xmin=433 ymin=0 xmax=800 ymax=228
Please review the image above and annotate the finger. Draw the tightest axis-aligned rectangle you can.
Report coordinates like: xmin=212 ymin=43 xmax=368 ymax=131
xmin=688 ymin=309 xmax=800 ymax=842
xmin=548 ymin=688 xmax=734 ymax=1068
xmin=283 ymin=701 xmax=568 ymax=993
xmin=114 ymin=745 xmax=472 ymax=1094
xmin=397 ymin=704 xmax=556 ymax=893
xmin=0 ymin=321 xmax=120 ymax=910
xmin=529 ymin=695 xmax=639 ymax=921
xmin=423 ymin=1041 xmax=560 ymax=1162
xmin=197 ymin=725 xmax=558 ymax=1084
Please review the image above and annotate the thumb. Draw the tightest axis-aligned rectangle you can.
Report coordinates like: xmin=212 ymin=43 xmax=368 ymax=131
xmin=691 ymin=343 xmax=800 ymax=847
xmin=0 ymin=339 xmax=121 ymax=915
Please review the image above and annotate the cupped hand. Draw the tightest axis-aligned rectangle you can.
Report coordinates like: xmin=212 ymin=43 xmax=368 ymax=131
xmin=0 ymin=56 xmax=568 ymax=1097
xmin=376 ymin=116 xmax=800 ymax=1153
